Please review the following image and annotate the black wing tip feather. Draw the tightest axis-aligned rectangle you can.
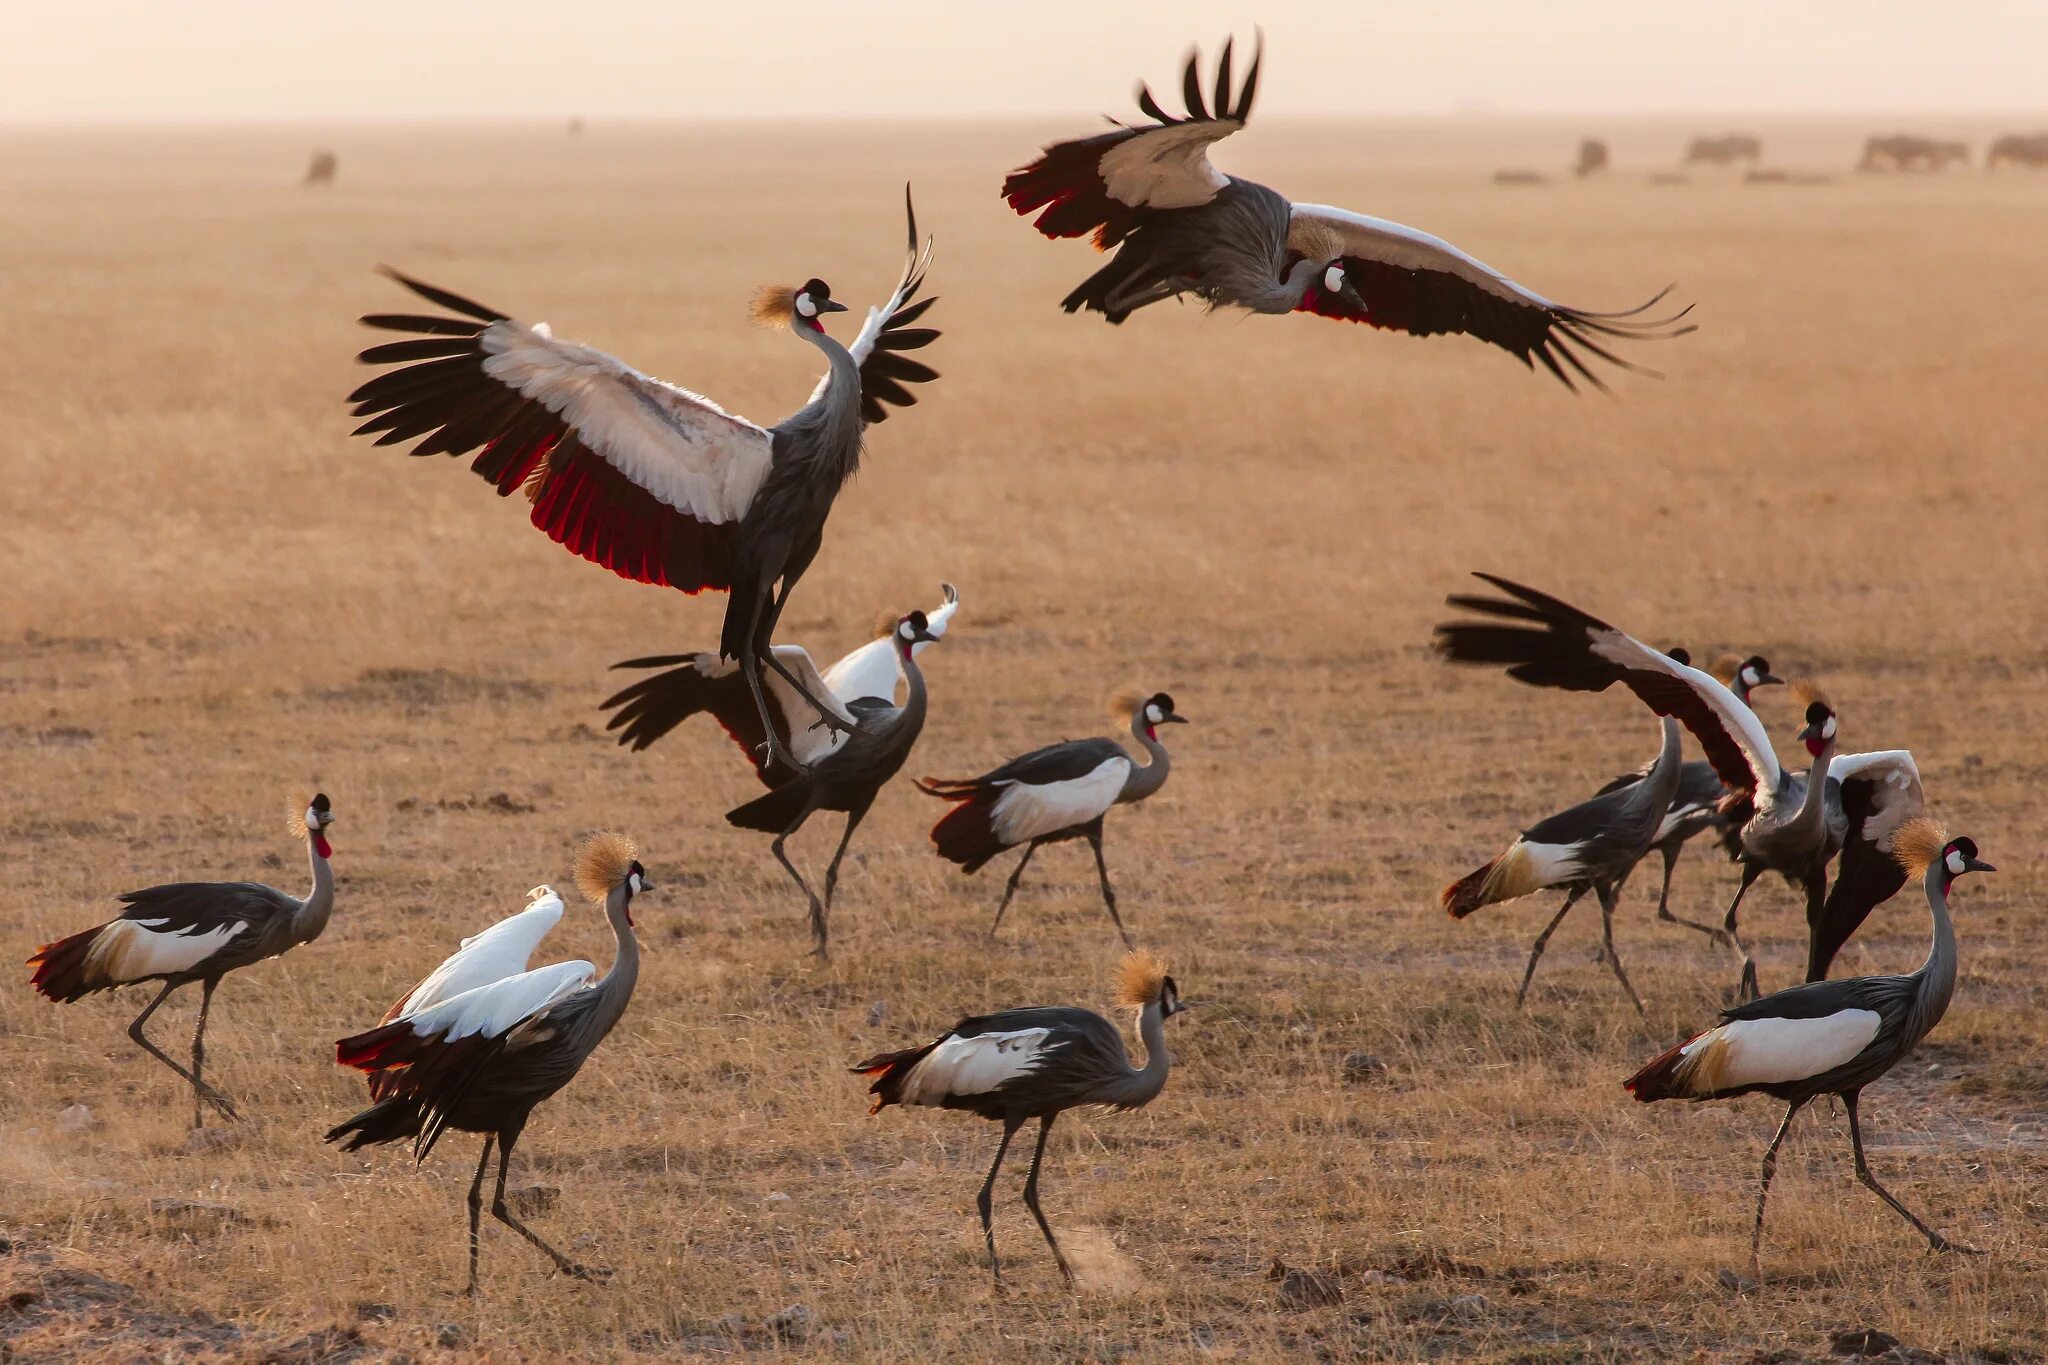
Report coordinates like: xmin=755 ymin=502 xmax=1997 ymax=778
xmin=371 ymin=265 xmax=506 ymax=326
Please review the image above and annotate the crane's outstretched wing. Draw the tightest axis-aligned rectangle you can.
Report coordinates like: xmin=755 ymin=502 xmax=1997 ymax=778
xmin=813 ymin=187 xmax=941 ymax=424
xmin=1285 ymin=205 xmax=1694 ymax=391
xmin=1807 ymin=752 xmax=1925 ymax=980
xmin=1002 ymin=38 xmax=1260 ymax=248
xmin=601 ymin=643 xmax=854 ymax=778
xmin=348 ymin=270 xmax=775 ymax=592
xmin=380 ymin=887 xmax=566 ymax=1025
xmin=821 ymin=582 xmax=958 ymax=706
xmin=1434 ymin=574 xmax=1780 ymax=799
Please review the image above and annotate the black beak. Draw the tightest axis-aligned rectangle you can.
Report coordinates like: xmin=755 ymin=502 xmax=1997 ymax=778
xmin=1758 ymin=673 xmax=1785 ymax=687
xmin=818 ymin=299 xmax=849 ymax=314
xmin=1965 ymin=858 xmax=1996 ymax=874
xmin=638 ymin=876 xmax=657 ymax=893
xmin=1162 ymin=713 xmax=1189 ymax=725
xmin=914 ymin=629 xmax=939 ymax=645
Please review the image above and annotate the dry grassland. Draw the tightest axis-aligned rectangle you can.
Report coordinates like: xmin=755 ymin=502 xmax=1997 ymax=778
xmin=1 ymin=118 xmax=2045 ymax=1361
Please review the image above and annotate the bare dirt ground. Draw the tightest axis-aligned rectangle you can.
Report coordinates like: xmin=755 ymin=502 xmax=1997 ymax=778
xmin=1 ymin=119 xmax=2045 ymax=1362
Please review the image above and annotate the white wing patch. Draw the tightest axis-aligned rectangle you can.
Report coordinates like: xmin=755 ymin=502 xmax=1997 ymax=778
xmin=990 ymin=757 xmax=1130 ymax=844
xmin=478 ymin=320 xmax=773 ymax=522
xmin=899 ymin=1028 xmax=1054 ymax=1104
xmin=1098 ymin=122 xmax=1237 ymax=209
xmin=393 ymin=892 xmax=565 ymax=1021
xmin=821 ymin=585 xmax=958 ymax=706
xmin=1290 ymin=204 xmax=1548 ymax=307
xmin=1831 ymin=752 xmax=1924 ymax=848
xmin=1480 ymin=839 xmax=1584 ymax=904
xmin=88 ymin=919 xmax=240 ymax=982
xmin=1679 ymin=1010 xmax=1883 ymax=1091
xmin=402 ymin=960 xmax=595 ymax=1043
xmin=761 ymin=644 xmax=858 ymax=766
xmin=1579 ymin=629 xmax=1782 ymax=798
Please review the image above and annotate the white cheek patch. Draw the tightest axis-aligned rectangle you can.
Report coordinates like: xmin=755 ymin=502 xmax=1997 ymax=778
xmin=1946 ymin=849 xmax=1966 ymax=876
xmin=305 ymin=807 xmax=320 ymax=828
xmin=1821 ymin=716 xmax=1837 ymax=740
xmin=629 ymin=873 xmax=643 ymax=894
xmin=898 ymin=622 xmax=915 ymax=640
xmin=795 ymin=294 xmax=818 ymax=318
xmin=1323 ymin=264 xmax=1345 ymax=292
xmin=1741 ymin=667 xmax=1759 ymax=687
xmin=1144 ymin=703 xmax=1163 ymax=725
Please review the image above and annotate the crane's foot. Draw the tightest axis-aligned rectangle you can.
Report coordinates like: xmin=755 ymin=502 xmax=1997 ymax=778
xmin=755 ymin=738 xmax=809 ymax=776
xmin=198 ymin=1085 xmax=240 ymax=1123
xmin=1930 ymin=1235 xmax=1985 ymax=1257
xmin=563 ymin=1262 xmax=614 ymax=1282
xmin=808 ymin=712 xmax=855 ymax=737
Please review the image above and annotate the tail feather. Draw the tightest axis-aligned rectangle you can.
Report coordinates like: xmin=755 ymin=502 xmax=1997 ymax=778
xmin=325 ymin=1094 xmax=427 ymax=1152
xmin=1439 ymin=857 xmax=1502 ymax=919
xmin=726 ymin=779 xmax=814 ymax=834
xmin=335 ymin=1019 xmax=420 ymax=1073
xmin=1622 ymin=1038 xmax=1695 ymax=1102
xmin=851 ymin=1041 xmax=939 ymax=1115
xmin=26 ymin=923 xmax=113 ymax=1003
xmin=926 ymin=789 xmax=1007 ymax=874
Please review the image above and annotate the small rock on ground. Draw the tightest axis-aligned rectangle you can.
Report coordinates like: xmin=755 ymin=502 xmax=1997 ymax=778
xmin=56 ymin=1104 xmax=96 ymax=1136
xmin=1831 ymin=1329 xmax=1901 ymax=1357
xmin=1269 ymin=1259 xmax=1343 ymax=1309
xmin=1341 ymin=1053 xmax=1388 ymax=1084
xmin=506 ymin=1184 xmax=560 ymax=1219
xmin=767 ymin=1304 xmax=813 ymax=1342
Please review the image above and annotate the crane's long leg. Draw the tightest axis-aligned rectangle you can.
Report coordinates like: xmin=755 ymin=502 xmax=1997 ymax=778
xmin=1653 ymin=840 xmax=1729 ymax=943
xmin=489 ymin=1123 xmax=609 ymax=1282
xmin=1021 ymin=1114 xmax=1075 ymax=1286
xmin=989 ymin=843 xmax=1039 ymax=939
xmin=1751 ymin=1098 xmax=1806 ymax=1282
xmin=761 ymin=651 xmax=855 ymax=739
xmin=1800 ymin=868 xmax=1833 ymax=983
xmin=1516 ymin=887 xmax=1586 ymax=1008
xmin=769 ymin=810 xmax=830 ymax=959
xmin=189 ymin=978 xmax=223 ymax=1130
xmin=1723 ymin=863 xmax=1765 ymax=1001
xmin=978 ymin=1117 xmax=1024 ymax=1287
xmin=1843 ymin=1091 xmax=1981 ymax=1256
xmin=1595 ymin=883 xmax=1645 ymax=1015
xmin=735 ymin=589 xmax=807 ymax=775
xmin=756 ymin=573 xmax=852 ymax=739
xmin=1084 ymin=822 xmax=1134 ymax=949
xmin=127 ymin=980 xmax=238 ymax=1123
xmin=822 ymin=800 xmax=872 ymax=914
xmin=464 ymin=1134 xmax=495 ymax=1296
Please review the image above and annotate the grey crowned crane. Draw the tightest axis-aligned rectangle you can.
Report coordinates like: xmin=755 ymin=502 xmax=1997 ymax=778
xmin=854 ymin=950 xmax=1191 ymax=1287
xmin=345 ymin=191 xmax=939 ymax=774
xmin=1433 ymin=576 xmax=1924 ymax=998
xmin=28 ymin=794 xmax=339 ymax=1129
xmin=600 ymin=582 xmax=959 ymax=766
xmin=1441 ymin=664 xmax=1688 ymax=1014
xmin=616 ymin=609 xmax=942 ymax=957
xmin=326 ymin=834 xmax=649 ymax=1293
xmin=919 ymin=690 xmax=1187 ymax=949
xmin=1599 ymin=654 xmax=1784 ymax=939
xmin=362 ymin=884 xmax=567 ymax=1100
xmin=1625 ymin=819 xmax=1989 ymax=1279
xmin=1002 ymin=39 xmax=1692 ymax=390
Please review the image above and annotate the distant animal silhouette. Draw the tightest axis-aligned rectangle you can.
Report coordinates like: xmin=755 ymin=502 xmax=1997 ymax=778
xmin=1987 ymin=133 xmax=2048 ymax=170
xmin=1575 ymin=139 xmax=1610 ymax=178
xmin=1682 ymin=135 xmax=1762 ymax=168
xmin=303 ymin=150 xmax=337 ymax=187
xmin=1858 ymin=135 xmax=1968 ymax=173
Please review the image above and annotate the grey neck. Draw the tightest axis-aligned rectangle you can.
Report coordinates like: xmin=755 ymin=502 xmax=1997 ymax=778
xmin=590 ymin=882 xmax=642 ymax=1033
xmin=892 ymin=639 xmax=928 ymax=730
xmin=294 ymin=831 xmax=336 ymax=944
xmin=1908 ymin=861 xmax=1958 ymax=1041
xmin=1251 ymin=257 xmax=1324 ymax=314
xmin=787 ymin=323 xmax=865 ymax=466
xmin=1787 ymin=736 xmax=1836 ymax=836
xmin=1640 ymin=716 xmax=1685 ymax=806
xmin=1116 ymin=712 xmax=1172 ymax=805
xmin=1099 ymin=1001 xmax=1172 ymax=1109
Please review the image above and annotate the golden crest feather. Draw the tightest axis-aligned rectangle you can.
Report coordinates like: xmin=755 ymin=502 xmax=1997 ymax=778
xmin=1285 ymin=218 xmax=1346 ymax=266
xmin=1107 ymin=687 xmax=1148 ymax=721
xmin=873 ymin=609 xmax=905 ymax=640
xmin=1115 ymin=949 xmax=1169 ymax=1008
xmin=748 ymin=284 xmax=798 ymax=330
xmin=1709 ymin=653 xmax=1742 ymax=687
xmin=574 ymin=831 xmax=638 ymax=905
xmin=1891 ymin=817 xmax=1950 ymax=875
xmin=287 ymin=801 xmax=308 ymax=841
xmin=1789 ymin=680 xmax=1832 ymax=710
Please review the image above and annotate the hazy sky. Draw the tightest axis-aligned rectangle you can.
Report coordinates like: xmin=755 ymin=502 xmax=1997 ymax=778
xmin=9 ymin=1 xmax=2047 ymax=123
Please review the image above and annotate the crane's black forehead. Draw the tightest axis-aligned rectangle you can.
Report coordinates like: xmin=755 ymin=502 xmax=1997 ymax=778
xmin=310 ymin=793 xmax=331 ymax=812
xmin=1804 ymin=701 xmax=1831 ymax=722
xmin=1150 ymin=692 xmax=1175 ymax=712
xmin=801 ymin=277 xmax=831 ymax=297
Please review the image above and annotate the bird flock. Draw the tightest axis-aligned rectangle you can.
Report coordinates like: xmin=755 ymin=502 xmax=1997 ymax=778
xmin=25 ymin=38 xmax=1995 ymax=1297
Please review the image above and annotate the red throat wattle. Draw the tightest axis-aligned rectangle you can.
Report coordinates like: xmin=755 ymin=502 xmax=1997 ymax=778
xmin=807 ymin=318 xmax=825 ymax=334
xmin=313 ymin=831 xmax=333 ymax=860
xmin=1145 ymin=724 xmax=1158 ymax=741
xmin=1804 ymin=737 xmax=1825 ymax=758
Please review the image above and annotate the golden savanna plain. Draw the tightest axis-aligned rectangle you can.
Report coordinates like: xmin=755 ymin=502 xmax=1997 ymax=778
xmin=1 ymin=119 xmax=2045 ymax=1361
